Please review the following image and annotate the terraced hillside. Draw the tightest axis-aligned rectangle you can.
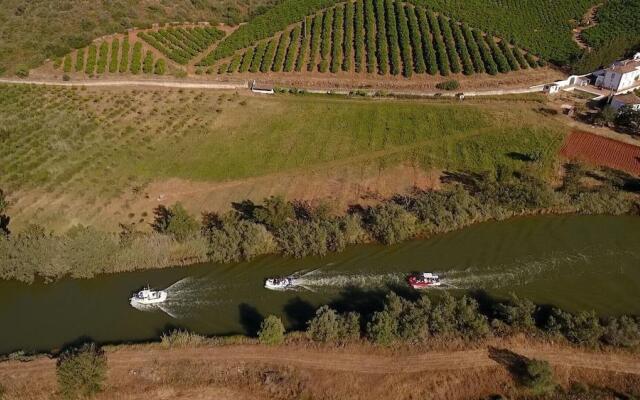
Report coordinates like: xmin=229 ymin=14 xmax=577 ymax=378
xmin=138 ymin=26 xmax=225 ymax=65
xmin=202 ymin=0 xmax=543 ymax=78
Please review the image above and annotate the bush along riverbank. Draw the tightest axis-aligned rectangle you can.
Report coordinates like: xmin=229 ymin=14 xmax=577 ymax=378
xmin=29 ymin=292 xmax=640 ymax=399
xmin=0 ymin=163 xmax=639 ymax=283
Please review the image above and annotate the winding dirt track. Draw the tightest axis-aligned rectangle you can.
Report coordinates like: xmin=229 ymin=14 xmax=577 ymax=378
xmin=2 ymin=344 xmax=640 ymax=379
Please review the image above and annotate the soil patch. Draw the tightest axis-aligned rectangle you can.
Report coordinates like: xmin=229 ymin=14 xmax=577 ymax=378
xmin=560 ymin=131 xmax=640 ymax=176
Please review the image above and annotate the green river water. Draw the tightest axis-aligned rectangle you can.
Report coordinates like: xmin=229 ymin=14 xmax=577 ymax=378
xmin=1 ymin=215 xmax=639 ymax=354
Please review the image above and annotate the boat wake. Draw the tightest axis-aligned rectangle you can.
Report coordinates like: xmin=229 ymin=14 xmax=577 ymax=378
xmin=287 ymin=269 xmax=407 ymax=292
xmin=130 ymin=277 xmax=229 ymax=318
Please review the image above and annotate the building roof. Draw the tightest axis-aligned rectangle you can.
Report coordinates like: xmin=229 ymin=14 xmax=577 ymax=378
xmin=609 ymin=60 xmax=640 ymax=74
xmin=613 ymin=93 xmax=640 ymax=105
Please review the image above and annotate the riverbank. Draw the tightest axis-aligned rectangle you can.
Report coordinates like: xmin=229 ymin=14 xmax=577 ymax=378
xmin=1 ymin=164 xmax=638 ymax=284
xmin=2 ymin=337 xmax=638 ymax=400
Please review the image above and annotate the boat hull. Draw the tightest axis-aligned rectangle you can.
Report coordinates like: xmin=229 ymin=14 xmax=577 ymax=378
xmin=130 ymin=291 xmax=167 ymax=306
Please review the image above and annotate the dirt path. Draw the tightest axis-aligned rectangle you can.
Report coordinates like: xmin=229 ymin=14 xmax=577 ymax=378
xmin=572 ymin=3 xmax=603 ymax=51
xmin=0 ymin=77 xmax=547 ymax=97
xmin=2 ymin=343 xmax=639 ymax=379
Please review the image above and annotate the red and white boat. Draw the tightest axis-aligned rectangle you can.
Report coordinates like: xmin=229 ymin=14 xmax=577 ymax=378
xmin=407 ymin=273 xmax=442 ymax=289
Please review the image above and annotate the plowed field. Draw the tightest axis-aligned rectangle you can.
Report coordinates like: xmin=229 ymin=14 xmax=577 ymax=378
xmin=560 ymin=131 xmax=640 ymax=176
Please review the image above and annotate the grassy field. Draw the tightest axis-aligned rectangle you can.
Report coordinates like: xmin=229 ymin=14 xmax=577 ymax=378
xmin=0 ymin=84 xmax=566 ymax=230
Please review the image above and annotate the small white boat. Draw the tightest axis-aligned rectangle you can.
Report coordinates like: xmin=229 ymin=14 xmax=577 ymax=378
xmin=130 ymin=287 xmax=167 ymax=305
xmin=264 ymin=276 xmax=296 ymax=291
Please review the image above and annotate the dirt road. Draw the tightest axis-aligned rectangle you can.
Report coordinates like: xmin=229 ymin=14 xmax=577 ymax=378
xmin=0 ymin=77 xmax=545 ymax=97
xmin=1 ymin=343 xmax=638 ymax=399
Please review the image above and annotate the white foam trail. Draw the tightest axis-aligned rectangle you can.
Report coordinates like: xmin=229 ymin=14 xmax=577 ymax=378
xmin=291 ymin=270 xmax=406 ymax=291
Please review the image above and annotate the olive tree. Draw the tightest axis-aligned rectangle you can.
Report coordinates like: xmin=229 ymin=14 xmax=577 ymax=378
xmin=258 ymin=315 xmax=285 ymax=345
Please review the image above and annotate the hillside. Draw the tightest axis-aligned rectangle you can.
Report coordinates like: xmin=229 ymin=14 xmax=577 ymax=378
xmin=205 ymin=0 xmax=597 ymax=66
xmin=0 ymin=0 xmax=277 ymax=75
xmin=203 ymin=0 xmax=544 ymax=79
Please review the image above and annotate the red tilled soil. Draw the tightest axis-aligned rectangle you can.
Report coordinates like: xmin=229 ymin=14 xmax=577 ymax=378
xmin=560 ymin=131 xmax=640 ymax=176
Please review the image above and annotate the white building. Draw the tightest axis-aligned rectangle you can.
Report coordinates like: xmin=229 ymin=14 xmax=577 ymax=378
xmin=610 ymin=93 xmax=640 ymax=111
xmin=594 ymin=53 xmax=640 ymax=93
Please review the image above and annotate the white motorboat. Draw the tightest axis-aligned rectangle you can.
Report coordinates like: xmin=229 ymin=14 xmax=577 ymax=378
xmin=264 ymin=276 xmax=296 ymax=290
xmin=130 ymin=287 xmax=167 ymax=305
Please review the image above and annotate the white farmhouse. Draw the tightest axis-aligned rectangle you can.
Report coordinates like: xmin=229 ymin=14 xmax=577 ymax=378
xmin=594 ymin=53 xmax=640 ymax=93
xmin=610 ymin=93 xmax=640 ymax=111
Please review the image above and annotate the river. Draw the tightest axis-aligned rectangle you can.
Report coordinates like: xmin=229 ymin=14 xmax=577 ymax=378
xmin=2 ymin=215 xmax=639 ymax=354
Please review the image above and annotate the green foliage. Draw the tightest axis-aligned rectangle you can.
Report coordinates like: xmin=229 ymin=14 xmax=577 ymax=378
xmin=272 ymin=31 xmax=290 ymax=72
xmin=375 ymin=0 xmax=389 ymax=74
xmin=367 ymin=308 xmax=398 ymax=345
xmin=307 ymin=306 xmax=360 ymax=342
xmin=319 ymin=7 xmax=334 ymax=73
xmin=258 ymin=315 xmax=286 ymax=345
xmin=295 ymin=17 xmax=312 ymax=72
xmin=435 ymin=79 xmax=460 ymax=91
xmin=152 ymin=203 xmax=199 ymax=242
xmin=250 ymin=41 xmax=268 ymax=73
xmin=205 ymin=218 xmax=276 ymax=263
xmin=119 ymin=38 xmax=130 ymax=73
xmin=239 ymin=47 xmax=255 ymax=72
xmin=284 ymin=26 xmax=301 ymax=72
xmin=96 ymin=42 xmax=109 ymax=74
xmin=109 ymin=39 xmax=119 ymax=73
xmin=450 ymin=20 xmax=474 ymax=75
xmin=428 ymin=10 xmax=449 ymax=76
xmin=485 ymin=34 xmax=510 ymax=73
xmin=56 ymin=343 xmax=106 ymax=399
xmin=396 ymin=1 xmax=413 ymax=77
xmin=85 ymin=44 xmax=97 ymax=74
xmin=462 ymin=24 xmax=485 ymax=73
xmin=474 ymin=30 xmax=498 ymax=75
xmin=75 ymin=48 xmax=85 ymax=72
xmin=494 ymin=295 xmax=537 ymax=331
xmin=154 ymin=58 xmax=166 ymax=75
xmin=385 ymin=0 xmax=401 ymax=76
xmin=130 ymin=42 xmax=142 ymax=74
xmin=63 ymin=55 xmax=72 ymax=73
xmin=602 ymin=316 xmax=640 ymax=348
xmin=439 ymin=14 xmax=461 ymax=74
xmin=145 ymin=27 xmax=225 ymax=66
xmin=160 ymin=329 xmax=206 ymax=348
xmin=343 ymin=1 xmax=354 ymax=71
xmin=227 ymin=53 xmax=242 ymax=73
xmin=417 ymin=7 xmax=438 ymax=75
xmin=253 ymin=196 xmax=295 ymax=231
xmin=572 ymin=37 xmax=637 ymax=74
xmin=365 ymin=203 xmax=417 ymax=245
xmin=582 ymin=0 xmax=640 ymax=53
xmin=261 ymin=38 xmax=278 ymax=72
xmin=142 ymin=51 xmax=154 ymax=74
xmin=406 ymin=5 xmax=426 ymax=74
xmin=353 ymin=0 xmax=365 ymax=72
xmin=547 ymin=309 xmax=604 ymax=346
xmin=308 ymin=13 xmax=324 ymax=71
xmin=331 ymin=5 xmax=345 ymax=73
xmin=364 ymin=0 xmax=377 ymax=73
xmin=522 ymin=359 xmax=556 ymax=395
xmin=616 ymin=106 xmax=640 ymax=134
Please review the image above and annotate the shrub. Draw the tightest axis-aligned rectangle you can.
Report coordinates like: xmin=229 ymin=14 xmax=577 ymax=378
xmin=239 ymin=47 xmax=255 ymax=72
xmin=261 ymin=38 xmax=278 ymax=72
xmin=367 ymin=309 xmax=398 ymax=345
xmin=435 ymin=79 xmax=460 ymax=91
xmin=119 ymin=37 xmax=130 ymax=73
xmin=15 ymin=65 xmax=29 ymax=78
xmin=295 ymin=17 xmax=312 ymax=72
xmin=364 ymin=0 xmax=377 ymax=73
xmin=109 ymin=39 xmax=119 ymax=73
xmin=206 ymin=219 xmax=276 ymax=263
xmin=494 ymin=295 xmax=537 ymax=331
xmin=154 ymin=58 xmax=166 ymax=75
xmin=439 ymin=14 xmax=461 ymax=74
xmin=308 ymin=13 xmax=323 ymax=71
xmin=307 ymin=306 xmax=360 ymax=342
xmin=485 ymin=34 xmax=510 ymax=73
xmin=152 ymin=203 xmax=199 ymax=242
xmin=374 ymin=0 xmax=389 ymax=74
xmin=547 ymin=309 xmax=604 ymax=346
xmin=227 ymin=53 xmax=242 ymax=73
xmin=319 ymin=7 xmax=334 ymax=73
xmin=366 ymin=203 xmax=417 ymax=245
xmin=56 ymin=343 xmax=106 ymax=399
xmin=385 ymin=0 xmax=401 ymax=76
xmin=75 ymin=48 xmax=85 ymax=72
xmin=142 ymin=51 xmax=154 ymax=74
xmin=522 ymin=359 xmax=556 ymax=395
xmin=512 ymin=44 xmax=529 ymax=69
xmin=250 ymin=41 xmax=268 ymax=73
xmin=283 ymin=26 xmax=301 ymax=72
xmin=416 ymin=7 xmax=438 ymax=75
xmin=451 ymin=20 xmax=474 ymax=75
xmin=331 ymin=4 xmax=344 ymax=73
xmin=406 ymin=5 xmax=426 ymax=74
xmin=602 ymin=316 xmax=640 ymax=348
xmin=499 ymin=39 xmax=520 ymax=71
xmin=395 ymin=1 xmax=413 ymax=77
xmin=473 ymin=30 xmax=498 ymax=75
xmin=63 ymin=55 xmax=72 ymax=73
xmin=130 ymin=42 xmax=142 ymax=74
xmin=343 ymin=0 xmax=354 ymax=71
xmin=258 ymin=315 xmax=285 ymax=345
xmin=96 ymin=42 xmax=109 ymax=74
xmin=85 ymin=44 xmax=97 ymax=74
xmin=616 ymin=106 xmax=640 ymax=134
xmin=428 ymin=10 xmax=449 ymax=75
xmin=160 ymin=329 xmax=206 ymax=348
xmin=462 ymin=24 xmax=485 ymax=73
xmin=272 ymin=30 xmax=290 ymax=72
